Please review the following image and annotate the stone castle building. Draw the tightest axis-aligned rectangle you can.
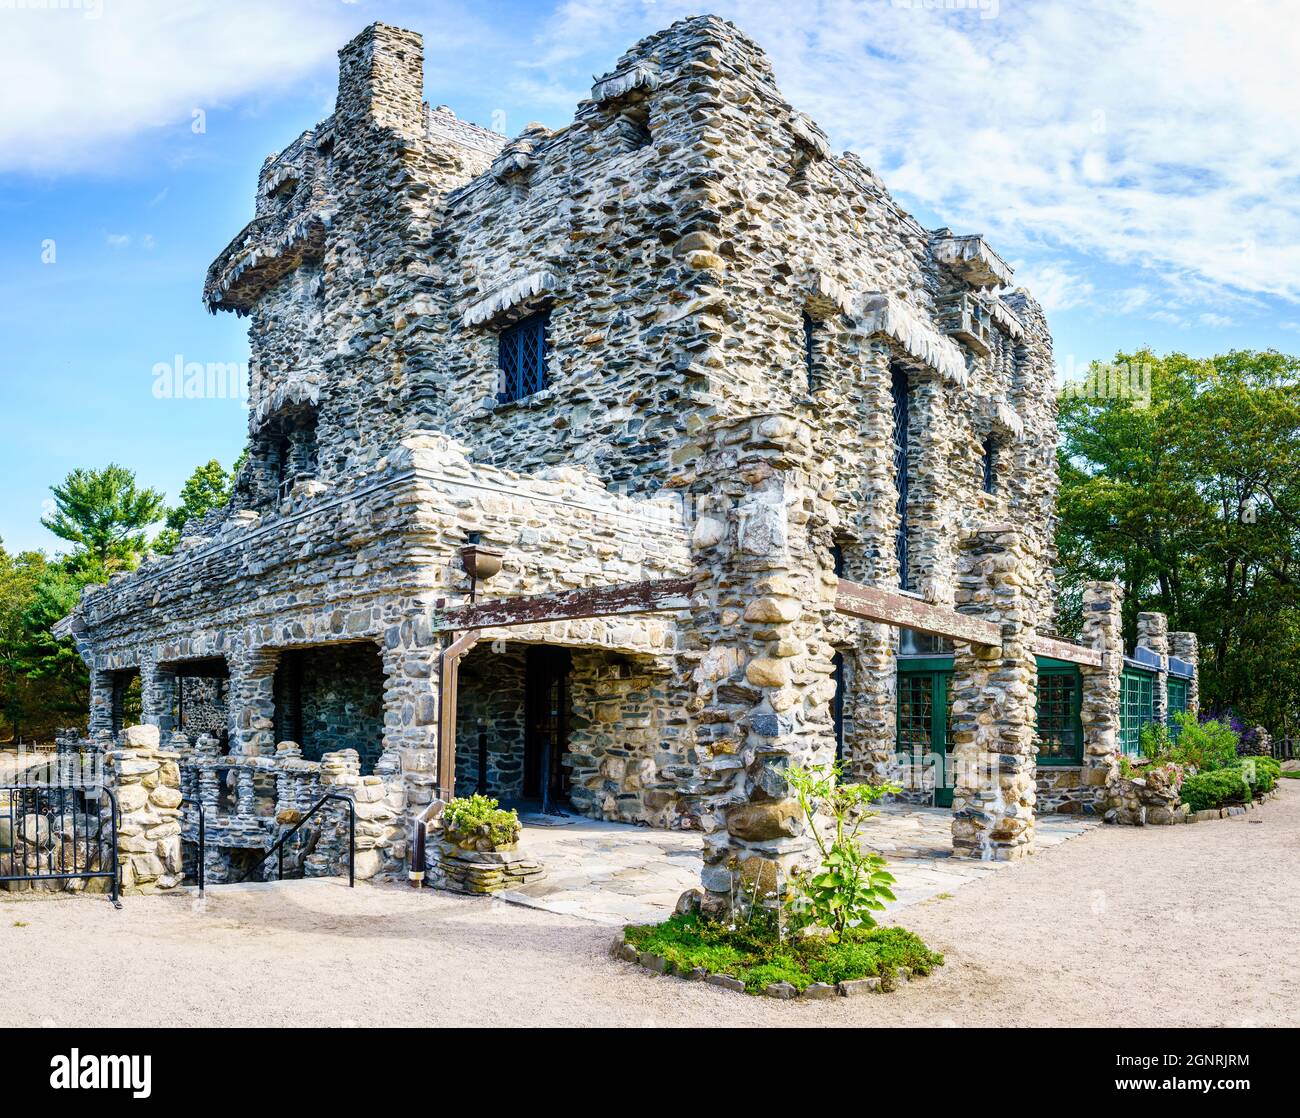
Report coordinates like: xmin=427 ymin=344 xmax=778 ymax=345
xmin=56 ymin=17 xmax=1197 ymax=905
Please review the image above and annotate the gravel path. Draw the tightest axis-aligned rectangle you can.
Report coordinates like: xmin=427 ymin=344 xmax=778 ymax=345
xmin=3 ymin=785 xmax=1296 ymax=1028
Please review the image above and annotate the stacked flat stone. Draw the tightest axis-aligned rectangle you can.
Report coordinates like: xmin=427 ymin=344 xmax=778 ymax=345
xmin=109 ymin=725 xmax=183 ymax=894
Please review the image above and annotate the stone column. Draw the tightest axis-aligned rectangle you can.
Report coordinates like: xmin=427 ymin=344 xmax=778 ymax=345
xmin=1080 ymin=581 xmax=1124 ymax=792
xmin=840 ymin=340 xmax=900 ymax=781
xmin=1137 ymin=611 xmax=1169 ymax=726
xmin=139 ymin=652 xmax=177 ymax=734
xmin=227 ymin=649 xmax=279 ymax=756
xmin=1169 ymin=631 xmax=1200 ymax=717
xmin=88 ymin=668 xmax=115 ymax=734
xmin=949 ymin=525 xmax=1037 ymax=860
xmin=380 ymin=618 xmax=440 ymax=818
xmin=106 ymin=724 xmax=183 ymax=894
xmin=678 ymin=413 xmax=838 ymax=916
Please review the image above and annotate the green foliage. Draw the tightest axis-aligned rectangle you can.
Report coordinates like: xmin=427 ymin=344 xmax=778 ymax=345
xmin=1179 ymin=768 xmax=1252 ymax=812
xmin=41 ymin=464 xmax=164 ymax=573
xmin=783 ymin=761 xmax=900 ymax=940
xmin=153 ymin=459 xmax=236 ymax=555
xmin=1139 ymin=712 xmax=1238 ymax=772
xmin=0 ymin=543 xmax=90 ymax=740
xmin=441 ymin=793 xmax=520 ymax=848
xmin=1229 ymin=755 xmax=1280 ymax=796
xmin=1056 ymin=348 xmax=1300 ymax=736
xmin=623 ymin=913 xmax=943 ymax=994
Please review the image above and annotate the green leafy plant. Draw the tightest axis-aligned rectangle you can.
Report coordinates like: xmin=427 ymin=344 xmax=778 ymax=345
xmin=783 ymin=761 xmax=900 ymax=941
xmin=1179 ymin=768 xmax=1251 ymax=812
xmin=1169 ymin=713 xmax=1240 ymax=771
xmin=624 ymin=913 xmax=943 ymax=994
xmin=1230 ymin=755 xmax=1280 ymax=796
xmin=441 ymin=793 xmax=520 ymax=848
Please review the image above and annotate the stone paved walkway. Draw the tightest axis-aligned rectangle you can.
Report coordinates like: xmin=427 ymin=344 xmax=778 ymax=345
xmin=497 ymin=805 xmax=1096 ymax=925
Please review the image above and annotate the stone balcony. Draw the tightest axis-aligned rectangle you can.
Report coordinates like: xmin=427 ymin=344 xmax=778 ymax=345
xmin=930 ymin=231 xmax=1014 ymax=289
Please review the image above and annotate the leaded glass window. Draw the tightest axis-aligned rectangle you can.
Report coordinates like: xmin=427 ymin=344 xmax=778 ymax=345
xmin=498 ymin=312 xmax=549 ymax=403
xmin=1037 ymin=669 xmax=1082 ymax=763
xmin=981 ymin=436 xmax=997 ymax=494
xmin=897 ymin=673 xmax=933 ymax=759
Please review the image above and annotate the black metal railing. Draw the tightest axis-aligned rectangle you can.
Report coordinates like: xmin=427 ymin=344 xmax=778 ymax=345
xmin=234 ymin=792 xmax=355 ymax=887
xmin=0 ymin=784 xmax=120 ymax=907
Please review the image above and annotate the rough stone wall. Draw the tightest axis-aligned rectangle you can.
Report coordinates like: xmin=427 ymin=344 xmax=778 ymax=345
xmin=109 ymin=725 xmax=184 ymax=894
xmin=273 ymin=643 xmax=386 ymax=770
xmin=453 ymin=645 xmax=528 ymax=800
xmin=567 ymin=649 xmax=695 ymax=828
xmin=177 ymin=676 xmax=227 ymax=739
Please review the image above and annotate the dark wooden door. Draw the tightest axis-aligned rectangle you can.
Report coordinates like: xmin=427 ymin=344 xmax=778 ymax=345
xmin=524 ymin=646 xmax=571 ymax=805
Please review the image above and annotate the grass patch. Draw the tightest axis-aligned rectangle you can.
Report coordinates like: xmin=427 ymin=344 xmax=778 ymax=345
xmin=624 ymin=913 xmax=943 ymax=994
xmin=1279 ymin=770 xmax=1300 ymax=779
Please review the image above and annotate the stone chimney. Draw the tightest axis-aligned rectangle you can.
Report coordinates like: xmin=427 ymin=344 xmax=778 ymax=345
xmin=335 ymin=23 xmax=425 ymax=139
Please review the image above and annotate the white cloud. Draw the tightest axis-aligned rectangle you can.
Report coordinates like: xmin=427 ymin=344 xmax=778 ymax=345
xmin=1009 ymin=261 xmax=1094 ymax=315
xmin=535 ymin=0 xmax=1300 ymax=313
xmin=0 ymin=0 xmax=354 ymax=174
xmin=1199 ymin=313 xmax=1233 ymax=328
xmin=105 ymin=232 xmax=129 ymax=248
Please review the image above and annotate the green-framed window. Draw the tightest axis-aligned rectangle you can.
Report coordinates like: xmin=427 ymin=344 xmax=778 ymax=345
xmin=1120 ymin=667 xmax=1155 ymax=756
xmin=896 ymin=659 xmax=954 ymax=807
xmin=1036 ymin=664 xmax=1083 ymax=764
xmin=1168 ymin=676 xmax=1189 ymax=738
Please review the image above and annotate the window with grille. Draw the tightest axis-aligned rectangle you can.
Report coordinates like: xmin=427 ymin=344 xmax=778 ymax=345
xmin=1120 ymin=668 xmax=1155 ymax=756
xmin=497 ymin=312 xmax=549 ymax=403
xmin=897 ymin=673 xmax=934 ymax=760
xmin=1036 ymin=668 xmax=1082 ymax=764
xmin=891 ymin=365 xmax=910 ymax=590
xmin=981 ymin=436 xmax=997 ymax=493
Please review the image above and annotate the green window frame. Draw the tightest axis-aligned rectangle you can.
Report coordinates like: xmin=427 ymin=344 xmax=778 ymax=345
xmin=1120 ymin=667 xmax=1155 ymax=756
xmin=1036 ymin=664 xmax=1083 ymax=765
xmin=896 ymin=658 xmax=954 ymax=807
xmin=1167 ymin=676 xmax=1189 ymax=739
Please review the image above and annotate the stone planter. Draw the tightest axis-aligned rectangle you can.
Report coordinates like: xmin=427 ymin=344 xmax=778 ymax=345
xmin=433 ymin=841 xmax=545 ymax=895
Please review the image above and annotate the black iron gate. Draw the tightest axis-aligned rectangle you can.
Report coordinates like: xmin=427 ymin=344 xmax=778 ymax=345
xmin=0 ymin=783 xmax=120 ymax=906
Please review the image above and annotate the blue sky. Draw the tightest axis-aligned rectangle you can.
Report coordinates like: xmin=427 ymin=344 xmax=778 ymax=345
xmin=2 ymin=0 xmax=1298 ymax=554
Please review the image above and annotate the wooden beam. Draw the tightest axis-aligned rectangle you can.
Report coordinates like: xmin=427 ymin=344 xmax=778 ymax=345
xmin=436 ymin=629 xmax=481 ymax=800
xmin=834 ymin=578 xmax=1002 ymax=647
xmin=1030 ymin=634 xmax=1104 ymax=669
xmin=436 ymin=577 xmax=696 ymax=632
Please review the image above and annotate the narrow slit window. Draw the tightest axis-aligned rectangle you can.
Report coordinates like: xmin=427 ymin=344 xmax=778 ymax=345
xmin=802 ymin=311 xmax=816 ymax=391
xmin=891 ymin=365 xmax=910 ymax=590
xmin=498 ymin=312 xmax=549 ymax=403
xmin=981 ymin=436 xmax=997 ymax=493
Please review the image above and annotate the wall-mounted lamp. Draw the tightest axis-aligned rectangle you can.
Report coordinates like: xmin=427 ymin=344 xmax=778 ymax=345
xmin=459 ymin=543 xmax=504 ymax=603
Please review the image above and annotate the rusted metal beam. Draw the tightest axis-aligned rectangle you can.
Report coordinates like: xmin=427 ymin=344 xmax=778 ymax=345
xmin=1029 ymin=634 xmax=1104 ymax=669
xmin=435 ymin=577 xmax=696 ymax=632
xmin=436 ymin=629 xmax=481 ymax=800
xmin=834 ymin=578 xmax=1002 ymax=647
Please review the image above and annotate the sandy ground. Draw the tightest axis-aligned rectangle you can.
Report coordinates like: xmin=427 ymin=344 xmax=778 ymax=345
xmin=2 ymin=785 xmax=1297 ymax=1028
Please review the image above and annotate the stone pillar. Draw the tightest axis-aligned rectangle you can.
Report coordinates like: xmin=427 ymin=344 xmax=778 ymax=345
xmin=1137 ymin=611 xmax=1169 ymax=725
xmin=227 ymin=649 xmax=279 ymax=756
xmin=1169 ymin=631 xmax=1200 ymax=717
xmin=840 ymin=341 xmax=899 ymax=781
xmin=1080 ymin=581 xmax=1124 ymax=790
xmin=106 ymin=724 xmax=183 ymax=894
xmin=950 ymin=525 xmax=1037 ymax=860
xmin=379 ymin=618 xmax=440 ymax=819
xmin=88 ymin=669 xmax=115 ymax=734
xmin=677 ymin=413 xmax=837 ymax=916
xmin=140 ymin=652 xmax=177 ymax=734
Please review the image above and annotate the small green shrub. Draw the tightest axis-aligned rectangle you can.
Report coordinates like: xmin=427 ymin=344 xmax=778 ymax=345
xmin=1139 ymin=720 xmax=1176 ymax=760
xmin=1170 ymin=713 xmax=1240 ymax=771
xmin=783 ymin=761 xmax=899 ymax=941
xmin=623 ymin=913 xmax=943 ymax=994
xmin=441 ymin=793 xmax=520 ymax=848
xmin=1179 ymin=768 xmax=1251 ymax=812
xmin=1230 ymin=755 xmax=1280 ymax=795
